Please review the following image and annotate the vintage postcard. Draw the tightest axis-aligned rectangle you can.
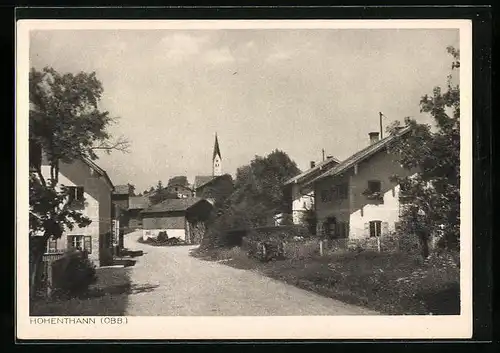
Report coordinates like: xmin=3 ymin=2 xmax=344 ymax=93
xmin=16 ymin=19 xmax=472 ymax=340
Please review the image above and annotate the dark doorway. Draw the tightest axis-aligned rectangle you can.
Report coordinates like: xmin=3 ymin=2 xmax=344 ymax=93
xmin=323 ymin=216 xmax=337 ymax=239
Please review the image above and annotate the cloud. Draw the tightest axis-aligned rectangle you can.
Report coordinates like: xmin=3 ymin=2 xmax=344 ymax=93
xmin=266 ymin=50 xmax=293 ymax=63
xmin=203 ymin=47 xmax=235 ymax=64
xmin=157 ymin=33 xmax=210 ymax=63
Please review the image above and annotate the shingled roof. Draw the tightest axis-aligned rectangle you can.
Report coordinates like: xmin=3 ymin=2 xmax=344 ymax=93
xmin=284 ymin=155 xmax=340 ymax=186
xmin=194 ymin=176 xmax=216 ymax=190
xmin=81 ymin=157 xmax=114 ymax=190
xmin=304 ymin=126 xmax=411 ymax=186
xmin=141 ymin=197 xmax=209 ymax=214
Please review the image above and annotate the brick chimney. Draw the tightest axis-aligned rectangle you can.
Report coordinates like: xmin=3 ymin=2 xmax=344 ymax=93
xmin=369 ymin=132 xmax=380 ymax=144
xmin=310 ymin=161 xmax=316 ymax=168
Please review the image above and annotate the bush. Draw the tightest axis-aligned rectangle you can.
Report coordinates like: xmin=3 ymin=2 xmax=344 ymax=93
xmin=51 ymin=250 xmax=97 ymax=298
xmin=157 ymin=231 xmax=169 ymax=242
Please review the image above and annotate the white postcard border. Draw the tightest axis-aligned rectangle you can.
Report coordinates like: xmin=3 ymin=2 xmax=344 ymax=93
xmin=16 ymin=19 xmax=473 ymax=340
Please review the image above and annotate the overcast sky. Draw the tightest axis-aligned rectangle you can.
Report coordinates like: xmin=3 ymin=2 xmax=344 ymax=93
xmin=29 ymin=28 xmax=459 ymax=192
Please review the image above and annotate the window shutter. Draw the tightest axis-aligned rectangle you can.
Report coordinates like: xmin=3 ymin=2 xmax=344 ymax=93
xmin=363 ymin=223 xmax=370 ymax=237
xmin=382 ymin=222 xmax=389 ymax=236
xmin=77 ymin=187 xmax=84 ymax=201
xmin=67 ymin=187 xmax=75 ymax=203
xmin=84 ymin=236 xmax=92 ymax=254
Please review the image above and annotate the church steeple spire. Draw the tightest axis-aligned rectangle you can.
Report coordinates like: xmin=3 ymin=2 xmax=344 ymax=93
xmin=212 ymin=133 xmax=222 ymax=176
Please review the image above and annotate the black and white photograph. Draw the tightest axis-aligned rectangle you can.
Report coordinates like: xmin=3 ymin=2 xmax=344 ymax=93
xmin=16 ymin=19 xmax=472 ymax=340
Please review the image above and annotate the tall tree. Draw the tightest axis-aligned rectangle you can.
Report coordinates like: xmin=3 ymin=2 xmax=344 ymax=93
xmin=127 ymin=183 xmax=136 ymax=196
xmin=203 ymin=150 xmax=300 ymax=248
xmin=29 ymin=66 xmax=129 ymax=298
xmin=388 ymin=46 xmax=460 ymax=256
xmin=167 ymin=176 xmax=189 ymax=187
xmin=149 ymin=180 xmax=178 ymax=204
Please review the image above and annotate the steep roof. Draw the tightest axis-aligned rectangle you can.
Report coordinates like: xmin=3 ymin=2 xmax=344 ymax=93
xmin=141 ymin=197 xmax=209 ymax=214
xmin=194 ymin=174 xmax=231 ymax=190
xmin=284 ymin=156 xmax=340 ymax=186
xmin=128 ymin=196 xmax=150 ymax=210
xmin=213 ymin=133 xmax=221 ymax=160
xmin=80 ymin=157 xmax=114 ymax=190
xmin=194 ymin=175 xmax=216 ymax=190
xmin=305 ymin=127 xmax=411 ymax=186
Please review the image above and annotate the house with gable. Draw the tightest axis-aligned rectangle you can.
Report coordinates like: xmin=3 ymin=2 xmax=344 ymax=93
xmin=301 ymin=127 xmax=413 ymax=245
xmin=141 ymin=198 xmax=213 ymax=244
xmin=35 ymin=152 xmax=116 ymax=267
xmin=283 ymin=155 xmax=341 ymax=225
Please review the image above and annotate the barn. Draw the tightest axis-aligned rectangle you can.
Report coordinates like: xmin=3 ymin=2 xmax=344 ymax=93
xmin=140 ymin=198 xmax=213 ymax=244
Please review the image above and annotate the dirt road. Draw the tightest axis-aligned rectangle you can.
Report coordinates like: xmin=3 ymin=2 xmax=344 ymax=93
xmin=123 ymin=231 xmax=378 ymax=316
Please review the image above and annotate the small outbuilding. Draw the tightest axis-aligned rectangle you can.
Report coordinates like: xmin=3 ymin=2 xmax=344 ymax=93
xmin=140 ymin=198 xmax=213 ymax=244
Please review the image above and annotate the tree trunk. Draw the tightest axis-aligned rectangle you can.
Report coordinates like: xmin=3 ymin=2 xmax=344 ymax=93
xmin=417 ymin=231 xmax=430 ymax=259
xmin=29 ymin=236 xmax=48 ymax=301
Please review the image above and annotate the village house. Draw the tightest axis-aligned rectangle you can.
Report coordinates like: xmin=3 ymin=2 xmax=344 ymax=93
xmin=37 ymin=154 xmax=116 ymax=267
xmin=164 ymin=183 xmax=194 ymax=199
xmin=283 ymin=155 xmax=341 ymax=225
xmin=128 ymin=195 xmax=150 ymax=229
xmin=111 ymin=184 xmax=133 ymax=230
xmin=141 ymin=198 xmax=213 ymax=244
xmin=302 ymin=127 xmax=413 ymax=246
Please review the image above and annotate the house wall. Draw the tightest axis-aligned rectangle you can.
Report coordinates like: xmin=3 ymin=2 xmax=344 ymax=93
xmin=291 ymin=184 xmax=314 ymax=225
xmin=315 ymin=173 xmax=352 ymax=229
xmin=42 ymin=159 xmax=114 ymax=266
xmin=128 ymin=209 xmax=143 ymax=229
xmin=142 ymin=213 xmax=187 ymax=241
xmin=348 ymin=150 xmax=412 ymax=239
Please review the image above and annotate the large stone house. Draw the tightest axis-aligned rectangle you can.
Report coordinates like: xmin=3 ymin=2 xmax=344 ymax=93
xmin=301 ymin=127 xmax=413 ymax=244
xmin=37 ymin=154 xmax=116 ymax=267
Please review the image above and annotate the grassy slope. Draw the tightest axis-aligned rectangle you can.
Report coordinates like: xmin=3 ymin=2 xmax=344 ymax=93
xmin=192 ymin=246 xmax=460 ymax=315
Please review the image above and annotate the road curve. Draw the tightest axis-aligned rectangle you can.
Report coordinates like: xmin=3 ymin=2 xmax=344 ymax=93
xmin=123 ymin=231 xmax=379 ymax=316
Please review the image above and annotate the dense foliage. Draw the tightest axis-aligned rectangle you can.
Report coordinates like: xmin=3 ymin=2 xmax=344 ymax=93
xmin=29 ymin=66 xmax=127 ymax=297
xmin=202 ymin=149 xmax=301 ymax=248
xmin=51 ymin=250 xmax=98 ymax=298
xmin=388 ymin=46 xmax=460 ymax=255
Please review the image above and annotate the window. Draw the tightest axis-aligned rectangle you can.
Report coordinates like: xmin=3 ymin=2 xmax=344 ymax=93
xmin=367 ymin=180 xmax=381 ymax=193
xmin=369 ymin=220 xmax=382 ymax=237
xmin=337 ymin=183 xmax=348 ymax=199
xmin=336 ymin=222 xmax=349 ymax=238
xmin=399 ymin=181 xmax=411 ymax=204
xmin=47 ymin=237 xmax=58 ymax=253
xmin=321 ymin=189 xmax=331 ymax=203
xmin=67 ymin=235 xmax=92 ymax=254
xmin=67 ymin=186 xmax=84 ymax=205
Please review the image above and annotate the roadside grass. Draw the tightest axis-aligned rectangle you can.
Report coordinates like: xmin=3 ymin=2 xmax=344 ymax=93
xmin=31 ymin=267 xmax=132 ymax=316
xmin=191 ymin=245 xmax=460 ymax=315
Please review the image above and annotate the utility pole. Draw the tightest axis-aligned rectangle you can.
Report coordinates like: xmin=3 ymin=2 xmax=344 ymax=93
xmin=322 ymin=149 xmax=325 ymax=161
xmin=379 ymin=112 xmax=384 ymax=139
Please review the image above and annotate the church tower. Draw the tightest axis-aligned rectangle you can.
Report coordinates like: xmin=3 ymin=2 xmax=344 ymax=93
xmin=212 ymin=133 xmax=222 ymax=176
